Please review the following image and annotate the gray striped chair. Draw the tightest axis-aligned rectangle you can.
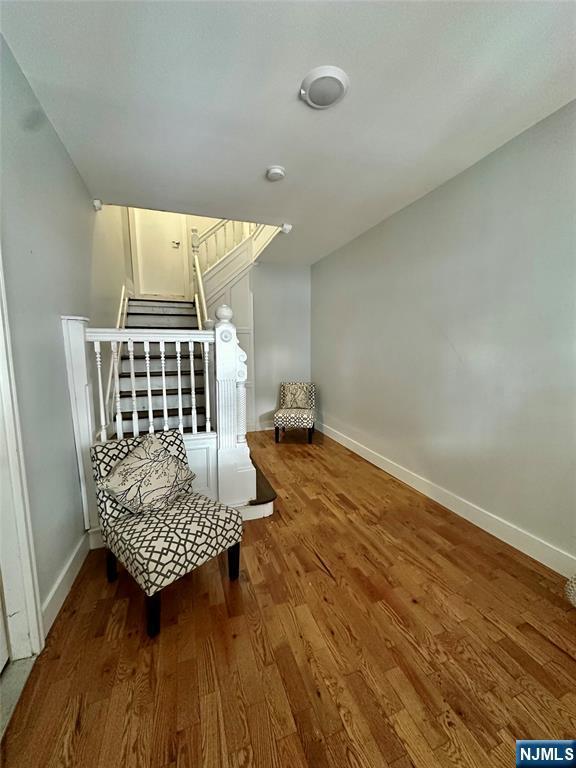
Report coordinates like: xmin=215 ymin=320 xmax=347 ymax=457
xmin=273 ymin=382 xmax=316 ymax=444
xmin=90 ymin=429 xmax=242 ymax=636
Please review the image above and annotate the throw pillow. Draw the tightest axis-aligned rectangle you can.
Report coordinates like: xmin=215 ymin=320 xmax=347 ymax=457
xmin=98 ymin=433 xmax=195 ymax=515
xmin=284 ymin=383 xmax=310 ymax=409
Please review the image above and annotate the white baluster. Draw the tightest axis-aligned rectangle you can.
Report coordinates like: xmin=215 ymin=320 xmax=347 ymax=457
xmin=210 ymin=241 xmax=215 ymax=268
xmin=94 ymin=341 xmax=107 ymax=442
xmin=160 ymin=340 xmax=169 ymax=431
xmin=176 ymin=341 xmax=183 ymax=434
xmin=203 ymin=341 xmax=211 ymax=432
xmin=189 ymin=341 xmax=198 ymax=433
xmin=144 ymin=340 xmax=154 ymax=433
xmin=128 ymin=338 xmax=139 ymax=437
xmin=111 ymin=341 xmax=123 ymax=438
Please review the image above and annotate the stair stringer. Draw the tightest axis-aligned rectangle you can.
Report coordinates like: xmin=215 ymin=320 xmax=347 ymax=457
xmin=202 ymin=224 xmax=280 ymax=301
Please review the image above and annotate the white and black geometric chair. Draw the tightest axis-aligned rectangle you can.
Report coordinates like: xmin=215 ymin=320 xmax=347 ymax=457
xmin=273 ymin=382 xmax=316 ymax=444
xmin=90 ymin=429 xmax=242 ymax=636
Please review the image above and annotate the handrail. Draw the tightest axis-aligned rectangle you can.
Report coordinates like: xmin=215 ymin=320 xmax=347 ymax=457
xmin=194 ymin=292 xmax=203 ymax=330
xmin=196 ymin=218 xmax=228 ymax=245
xmin=191 ymin=228 xmax=209 ymax=327
xmin=86 ymin=327 xmax=215 ymax=343
xmin=104 ymin=284 xmax=129 ymax=419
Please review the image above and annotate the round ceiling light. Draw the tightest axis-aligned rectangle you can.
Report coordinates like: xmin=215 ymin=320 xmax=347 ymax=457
xmin=300 ymin=66 xmax=349 ymax=109
xmin=266 ymin=165 xmax=286 ymax=181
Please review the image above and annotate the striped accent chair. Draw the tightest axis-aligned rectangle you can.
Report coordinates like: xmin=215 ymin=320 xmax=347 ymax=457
xmin=273 ymin=382 xmax=316 ymax=444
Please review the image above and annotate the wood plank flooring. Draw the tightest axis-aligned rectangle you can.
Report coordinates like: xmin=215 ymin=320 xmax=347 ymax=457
xmin=2 ymin=430 xmax=575 ymax=767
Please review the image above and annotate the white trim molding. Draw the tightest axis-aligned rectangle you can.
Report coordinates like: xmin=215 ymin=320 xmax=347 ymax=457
xmin=0 ymin=251 xmax=44 ymax=659
xmin=41 ymin=535 xmax=89 ymax=634
xmin=318 ymin=422 xmax=576 ymax=577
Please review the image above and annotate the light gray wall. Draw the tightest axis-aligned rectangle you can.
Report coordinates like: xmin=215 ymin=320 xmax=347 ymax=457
xmin=1 ymin=40 xmax=93 ymax=606
xmin=252 ymin=264 xmax=311 ymax=428
xmin=90 ymin=205 xmax=131 ymax=326
xmin=312 ymin=101 xmax=576 ymax=558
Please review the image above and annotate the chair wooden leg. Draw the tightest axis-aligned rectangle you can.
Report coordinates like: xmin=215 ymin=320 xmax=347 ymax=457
xmin=228 ymin=543 xmax=240 ymax=581
xmin=146 ymin=592 xmax=161 ymax=637
xmin=106 ymin=550 xmax=118 ymax=583
xmin=275 ymin=427 xmax=280 ymax=443
xmin=308 ymin=427 xmax=313 ymax=444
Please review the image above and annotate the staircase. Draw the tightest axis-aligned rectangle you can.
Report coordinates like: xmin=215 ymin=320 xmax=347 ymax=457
xmin=193 ymin=220 xmax=282 ymax=304
xmin=63 ymin=301 xmax=265 ymax=526
xmin=116 ymin=298 xmax=208 ymax=436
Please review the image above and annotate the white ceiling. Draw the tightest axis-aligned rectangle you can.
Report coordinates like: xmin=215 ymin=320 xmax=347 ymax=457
xmin=2 ymin=2 xmax=575 ymax=265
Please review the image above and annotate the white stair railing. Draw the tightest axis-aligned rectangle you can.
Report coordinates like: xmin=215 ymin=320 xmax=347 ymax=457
xmin=191 ymin=229 xmax=209 ymax=330
xmin=104 ymin=284 xmax=130 ymax=422
xmin=61 ymin=305 xmax=255 ymax=532
xmin=193 ymin=220 xmax=258 ymax=273
xmin=86 ymin=327 xmax=215 ymax=441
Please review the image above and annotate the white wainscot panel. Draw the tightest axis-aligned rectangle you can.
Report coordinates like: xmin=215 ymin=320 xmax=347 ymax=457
xmin=229 ymin=272 xmax=252 ymax=328
xmin=184 ymin=433 xmax=218 ymax=500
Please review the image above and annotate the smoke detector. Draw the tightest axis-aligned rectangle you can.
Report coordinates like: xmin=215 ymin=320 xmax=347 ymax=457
xmin=300 ymin=66 xmax=349 ymax=109
xmin=266 ymin=166 xmax=286 ymax=182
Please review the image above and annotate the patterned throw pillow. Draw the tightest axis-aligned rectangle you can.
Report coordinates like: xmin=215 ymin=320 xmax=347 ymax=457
xmin=283 ymin=383 xmax=310 ymax=409
xmin=98 ymin=434 xmax=195 ymax=515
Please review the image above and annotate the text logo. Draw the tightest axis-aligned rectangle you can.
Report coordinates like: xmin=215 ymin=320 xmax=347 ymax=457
xmin=517 ymin=741 xmax=576 ymax=767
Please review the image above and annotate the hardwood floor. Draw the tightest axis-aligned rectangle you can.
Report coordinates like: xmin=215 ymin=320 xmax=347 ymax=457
xmin=3 ymin=430 xmax=575 ymax=767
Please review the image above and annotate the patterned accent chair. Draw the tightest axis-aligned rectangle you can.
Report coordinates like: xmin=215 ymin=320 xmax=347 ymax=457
xmin=90 ymin=429 xmax=242 ymax=636
xmin=273 ymin=382 xmax=316 ymax=444
xmin=567 ymin=574 xmax=576 ymax=608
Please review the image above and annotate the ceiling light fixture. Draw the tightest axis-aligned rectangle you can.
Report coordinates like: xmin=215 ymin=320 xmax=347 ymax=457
xmin=266 ymin=165 xmax=286 ymax=181
xmin=299 ymin=66 xmax=349 ymax=109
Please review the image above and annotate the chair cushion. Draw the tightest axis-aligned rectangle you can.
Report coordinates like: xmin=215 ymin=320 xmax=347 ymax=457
xmin=106 ymin=492 xmax=242 ymax=595
xmin=97 ymin=434 xmax=195 ymax=515
xmin=273 ymin=408 xmax=315 ymax=428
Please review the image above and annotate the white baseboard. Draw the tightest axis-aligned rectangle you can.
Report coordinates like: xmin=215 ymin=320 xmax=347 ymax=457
xmin=249 ymin=422 xmax=274 ymax=433
xmin=88 ymin=527 xmax=104 ymax=549
xmin=41 ymin=534 xmax=89 ymax=633
xmin=318 ymin=422 xmax=576 ymax=577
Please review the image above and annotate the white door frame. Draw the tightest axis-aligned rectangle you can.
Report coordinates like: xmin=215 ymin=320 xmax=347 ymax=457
xmin=0 ymin=249 xmax=44 ymax=659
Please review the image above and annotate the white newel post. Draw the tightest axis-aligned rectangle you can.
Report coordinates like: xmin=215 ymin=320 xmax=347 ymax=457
xmin=214 ymin=305 xmax=256 ymax=506
xmin=61 ymin=316 xmax=98 ymax=532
